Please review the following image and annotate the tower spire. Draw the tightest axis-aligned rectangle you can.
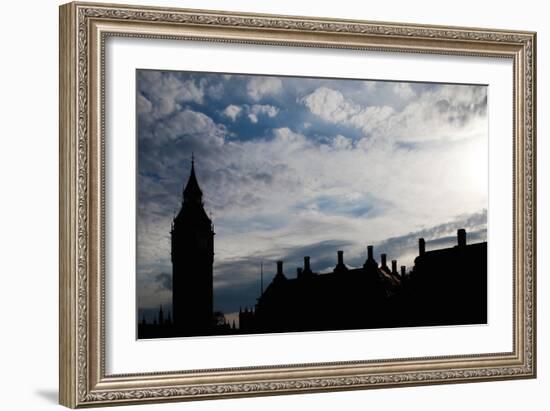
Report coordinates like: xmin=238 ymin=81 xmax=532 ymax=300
xmin=183 ymin=155 xmax=203 ymax=204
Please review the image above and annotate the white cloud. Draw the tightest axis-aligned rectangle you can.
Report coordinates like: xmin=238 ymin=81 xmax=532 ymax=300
xmin=363 ymin=81 xmax=377 ymax=92
xmin=300 ymin=85 xmax=487 ymax=144
xmin=207 ymin=82 xmax=224 ymax=100
xmin=154 ymin=109 xmax=226 ymax=147
xmin=331 ymin=134 xmax=352 ymax=150
xmin=387 ymin=85 xmax=487 ymax=143
xmin=222 ymin=104 xmax=242 ymax=121
xmin=252 ymin=104 xmax=279 ymax=117
xmin=299 ymin=87 xmax=351 ymax=123
xmin=247 ymin=104 xmax=279 ymax=123
xmin=223 ymin=103 xmax=279 ymax=123
xmin=392 ymin=82 xmax=416 ymax=99
xmin=299 ymin=87 xmax=395 ymax=136
xmin=178 ymin=80 xmax=205 ymax=104
xmin=247 ymin=77 xmax=283 ymax=101
xmin=272 ymin=127 xmax=306 ymax=144
xmin=138 ymin=71 xmax=206 ymax=118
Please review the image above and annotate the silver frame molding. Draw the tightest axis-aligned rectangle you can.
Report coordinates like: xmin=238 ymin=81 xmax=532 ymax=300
xmin=59 ymin=2 xmax=537 ymax=408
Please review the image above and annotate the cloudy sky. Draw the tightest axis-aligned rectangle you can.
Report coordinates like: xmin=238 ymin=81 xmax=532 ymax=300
xmin=136 ymin=69 xmax=488 ymax=324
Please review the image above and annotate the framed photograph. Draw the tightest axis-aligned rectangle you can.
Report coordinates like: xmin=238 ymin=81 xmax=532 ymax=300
xmin=59 ymin=2 xmax=536 ymax=408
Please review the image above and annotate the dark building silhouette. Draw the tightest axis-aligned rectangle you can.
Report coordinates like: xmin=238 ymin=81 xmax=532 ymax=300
xmin=138 ymin=304 xmax=173 ymax=338
xmin=402 ymin=229 xmax=487 ymax=326
xmin=138 ymin=159 xmax=487 ymax=339
xmin=170 ymin=156 xmax=215 ymax=336
xmin=239 ymin=230 xmax=486 ymax=333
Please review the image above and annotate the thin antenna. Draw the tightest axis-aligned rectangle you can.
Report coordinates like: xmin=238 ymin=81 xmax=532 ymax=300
xmin=260 ymin=262 xmax=264 ymax=295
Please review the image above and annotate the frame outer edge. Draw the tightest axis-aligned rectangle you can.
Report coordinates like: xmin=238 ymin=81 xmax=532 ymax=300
xmin=60 ymin=2 xmax=78 ymax=409
xmin=530 ymin=31 xmax=537 ymax=378
xmin=59 ymin=1 xmax=537 ymax=407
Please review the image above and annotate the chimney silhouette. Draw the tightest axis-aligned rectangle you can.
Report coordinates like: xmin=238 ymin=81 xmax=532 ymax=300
xmin=419 ymin=238 xmax=426 ymax=256
xmin=274 ymin=260 xmax=286 ymax=281
xmin=334 ymin=250 xmax=348 ymax=273
xmin=391 ymin=260 xmax=398 ymax=275
xmin=364 ymin=245 xmax=378 ymax=271
xmin=457 ymin=229 xmax=467 ymax=247
xmin=401 ymin=265 xmax=406 ymax=278
xmin=367 ymin=245 xmax=374 ymax=260
xmin=381 ymin=253 xmax=388 ymax=268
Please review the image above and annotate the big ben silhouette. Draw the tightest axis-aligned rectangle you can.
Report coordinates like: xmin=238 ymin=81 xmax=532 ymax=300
xmin=171 ymin=156 xmax=214 ymax=336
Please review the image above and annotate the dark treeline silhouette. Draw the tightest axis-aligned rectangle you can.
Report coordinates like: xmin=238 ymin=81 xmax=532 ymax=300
xmin=138 ymin=160 xmax=487 ymax=339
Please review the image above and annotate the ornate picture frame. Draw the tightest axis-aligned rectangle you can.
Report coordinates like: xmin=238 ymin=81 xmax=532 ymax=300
xmin=59 ymin=1 xmax=536 ymax=408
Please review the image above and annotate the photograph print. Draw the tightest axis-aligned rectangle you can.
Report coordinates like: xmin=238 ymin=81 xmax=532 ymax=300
xmin=136 ymin=69 xmax=488 ymax=339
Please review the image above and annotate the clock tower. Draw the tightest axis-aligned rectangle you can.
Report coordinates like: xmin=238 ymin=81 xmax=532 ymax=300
xmin=171 ymin=156 xmax=214 ymax=336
